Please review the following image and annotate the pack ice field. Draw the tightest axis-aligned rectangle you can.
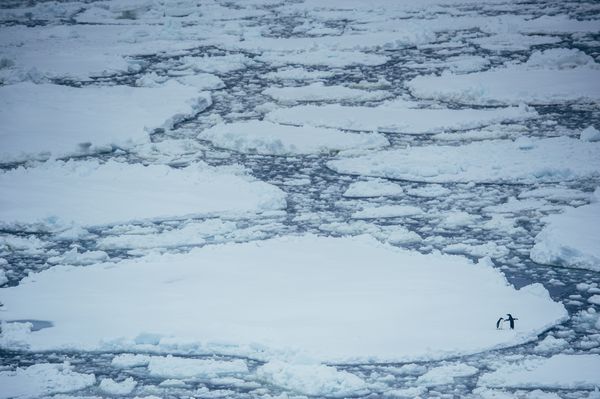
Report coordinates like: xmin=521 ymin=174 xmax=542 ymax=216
xmin=0 ymin=0 xmax=600 ymax=398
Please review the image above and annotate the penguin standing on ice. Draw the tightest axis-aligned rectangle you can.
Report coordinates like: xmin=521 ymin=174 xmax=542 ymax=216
xmin=496 ymin=317 xmax=504 ymax=329
xmin=506 ymin=314 xmax=518 ymax=329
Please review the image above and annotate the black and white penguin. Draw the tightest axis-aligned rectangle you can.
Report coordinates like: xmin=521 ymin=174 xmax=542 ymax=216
xmin=496 ymin=317 xmax=504 ymax=329
xmin=506 ymin=314 xmax=518 ymax=329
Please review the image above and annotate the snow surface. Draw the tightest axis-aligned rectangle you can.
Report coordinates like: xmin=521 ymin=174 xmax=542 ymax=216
xmin=478 ymin=354 xmax=600 ymax=389
xmin=531 ymin=191 xmax=600 ymax=271
xmin=267 ymin=103 xmax=537 ymax=134
xmin=0 ymin=235 xmax=567 ymax=363
xmin=198 ymin=120 xmax=389 ymax=155
xmin=0 ymin=81 xmax=209 ymax=163
xmin=0 ymin=363 xmax=96 ymax=399
xmin=0 ymin=160 xmax=286 ymax=228
xmin=328 ymin=137 xmax=600 ymax=184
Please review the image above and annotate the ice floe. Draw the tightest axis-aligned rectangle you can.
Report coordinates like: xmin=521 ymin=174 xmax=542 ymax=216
xmin=266 ymin=102 xmax=537 ymax=134
xmin=198 ymin=120 xmax=389 ymax=155
xmin=147 ymin=355 xmax=248 ymax=379
xmin=0 ymin=363 xmax=96 ymax=399
xmin=257 ymin=50 xmax=389 ymax=68
xmin=0 ymin=81 xmax=209 ymax=163
xmin=531 ymin=190 xmax=600 ymax=271
xmin=256 ymin=360 xmax=367 ymax=397
xmin=478 ymin=354 xmax=600 ymax=389
xmin=262 ymin=82 xmax=392 ymax=103
xmin=407 ymin=49 xmax=600 ymax=105
xmin=327 ymin=137 xmax=600 ymax=184
xmin=342 ymin=180 xmax=404 ymax=198
xmin=98 ymin=377 xmax=137 ymax=395
xmin=416 ymin=363 xmax=478 ymax=387
xmin=0 ymin=235 xmax=567 ymax=363
xmin=351 ymin=205 xmax=422 ymax=219
xmin=0 ymin=160 xmax=286 ymax=228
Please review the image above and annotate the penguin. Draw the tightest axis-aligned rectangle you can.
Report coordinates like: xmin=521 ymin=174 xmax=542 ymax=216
xmin=496 ymin=317 xmax=504 ymax=329
xmin=506 ymin=314 xmax=518 ymax=329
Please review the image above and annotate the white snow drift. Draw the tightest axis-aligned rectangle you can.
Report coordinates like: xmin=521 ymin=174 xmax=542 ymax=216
xmin=0 ymin=235 xmax=566 ymax=363
xmin=328 ymin=136 xmax=600 ymax=184
xmin=198 ymin=120 xmax=389 ymax=155
xmin=0 ymin=81 xmax=209 ymax=163
xmin=0 ymin=160 xmax=286 ymax=228
xmin=531 ymin=190 xmax=600 ymax=271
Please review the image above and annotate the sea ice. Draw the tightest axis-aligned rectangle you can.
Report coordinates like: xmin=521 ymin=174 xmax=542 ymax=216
xmin=351 ymin=205 xmax=423 ymax=219
xmin=407 ymin=49 xmax=600 ymax=105
xmin=198 ymin=120 xmax=389 ymax=155
xmin=531 ymin=191 xmax=600 ymax=271
xmin=580 ymin=126 xmax=600 ymax=142
xmin=0 ymin=235 xmax=567 ymax=363
xmin=416 ymin=363 xmax=479 ymax=387
xmin=98 ymin=377 xmax=137 ymax=395
xmin=0 ymin=363 xmax=95 ymax=399
xmin=470 ymin=33 xmax=561 ymax=52
xmin=262 ymin=83 xmax=392 ymax=103
xmin=327 ymin=137 xmax=600 ymax=184
xmin=0 ymin=160 xmax=286 ymax=228
xmin=478 ymin=354 xmax=600 ymax=389
xmin=263 ymin=67 xmax=336 ymax=81
xmin=0 ymin=81 xmax=210 ymax=163
xmin=256 ymin=360 xmax=367 ymax=397
xmin=267 ymin=103 xmax=537 ymax=134
xmin=257 ymin=50 xmax=389 ymax=68
xmin=342 ymin=180 xmax=404 ymax=198
xmin=147 ymin=355 xmax=248 ymax=379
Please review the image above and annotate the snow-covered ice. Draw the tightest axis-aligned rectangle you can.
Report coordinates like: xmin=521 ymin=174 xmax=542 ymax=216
xmin=198 ymin=120 xmax=389 ymax=155
xmin=256 ymin=360 xmax=367 ymax=397
xmin=407 ymin=50 xmax=600 ymax=105
xmin=267 ymin=103 xmax=537 ymax=134
xmin=98 ymin=377 xmax=137 ymax=395
xmin=342 ymin=180 xmax=404 ymax=198
xmin=0 ymin=363 xmax=96 ymax=399
xmin=0 ymin=160 xmax=286 ymax=228
xmin=328 ymin=137 xmax=600 ymax=184
xmin=0 ymin=235 xmax=567 ymax=363
xmin=531 ymin=190 xmax=600 ymax=271
xmin=416 ymin=363 xmax=479 ymax=387
xmin=147 ymin=355 xmax=248 ymax=379
xmin=0 ymin=81 xmax=209 ymax=163
xmin=262 ymin=82 xmax=392 ymax=103
xmin=478 ymin=354 xmax=600 ymax=389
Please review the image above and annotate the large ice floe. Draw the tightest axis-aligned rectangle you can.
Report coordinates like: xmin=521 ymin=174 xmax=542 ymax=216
xmin=266 ymin=102 xmax=537 ymax=134
xmin=0 ymin=160 xmax=286 ymax=228
xmin=531 ymin=189 xmax=600 ymax=272
xmin=328 ymin=137 xmax=600 ymax=184
xmin=0 ymin=235 xmax=566 ymax=363
xmin=407 ymin=48 xmax=600 ymax=105
xmin=0 ymin=81 xmax=209 ymax=163
xmin=198 ymin=120 xmax=389 ymax=155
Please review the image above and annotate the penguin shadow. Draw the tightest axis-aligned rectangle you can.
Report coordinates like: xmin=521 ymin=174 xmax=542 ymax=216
xmin=496 ymin=314 xmax=518 ymax=330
